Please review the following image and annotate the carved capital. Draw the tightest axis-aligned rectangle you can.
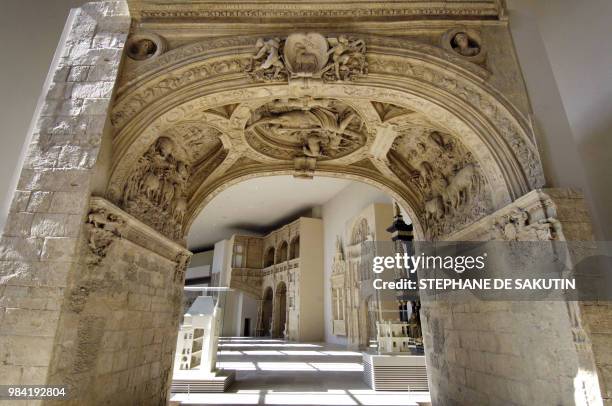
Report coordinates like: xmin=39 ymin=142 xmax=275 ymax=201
xmin=86 ymin=208 xmax=125 ymax=264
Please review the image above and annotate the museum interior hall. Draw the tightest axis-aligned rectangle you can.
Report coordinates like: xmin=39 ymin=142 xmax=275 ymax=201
xmin=172 ymin=175 xmax=428 ymax=405
xmin=0 ymin=1 xmax=611 ymax=406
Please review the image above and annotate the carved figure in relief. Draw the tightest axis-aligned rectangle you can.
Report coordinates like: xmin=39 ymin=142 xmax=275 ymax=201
xmin=325 ymin=36 xmax=367 ymax=81
xmin=442 ymin=164 xmax=478 ymax=209
xmin=294 ymin=43 xmax=319 ymax=73
xmin=128 ymin=38 xmax=157 ymax=60
xmin=86 ymin=208 xmax=125 ymax=263
xmin=428 ymin=131 xmax=452 ymax=151
xmin=452 ymin=32 xmax=480 ymax=57
xmin=121 ymin=136 xmax=190 ymax=240
xmin=248 ymin=38 xmax=285 ymax=80
xmin=494 ymin=210 xmax=555 ymax=241
xmin=173 ymin=197 xmax=187 ymax=223
xmin=425 ymin=196 xmax=445 ymax=225
xmin=303 ymin=133 xmax=324 ymax=158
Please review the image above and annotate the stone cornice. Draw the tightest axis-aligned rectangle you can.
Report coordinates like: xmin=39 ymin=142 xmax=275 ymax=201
xmin=127 ymin=1 xmax=502 ymax=22
xmin=89 ymin=196 xmax=190 ymax=259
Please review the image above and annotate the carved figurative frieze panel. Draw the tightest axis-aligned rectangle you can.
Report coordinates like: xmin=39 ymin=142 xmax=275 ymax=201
xmin=388 ymin=129 xmax=492 ymax=239
xmin=114 ymin=122 xmax=228 ymax=240
xmin=245 ymin=98 xmax=367 ymax=161
xmin=121 ymin=136 xmax=189 ymax=240
xmin=246 ymin=33 xmax=367 ymax=82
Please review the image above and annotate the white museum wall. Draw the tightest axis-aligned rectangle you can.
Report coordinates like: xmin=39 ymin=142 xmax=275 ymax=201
xmin=185 ymin=250 xmax=214 ymax=280
xmin=0 ymin=0 xmax=84 ymax=233
xmin=321 ymin=182 xmax=393 ymax=344
xmin=508 ymin=0 xmax=612 ymax=240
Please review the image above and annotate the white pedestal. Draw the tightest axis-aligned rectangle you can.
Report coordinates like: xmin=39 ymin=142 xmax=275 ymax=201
xmin=363 ymin=352 xmax=429 ymax=391
xmin=171 ymin=370 xmax=235 ymax=393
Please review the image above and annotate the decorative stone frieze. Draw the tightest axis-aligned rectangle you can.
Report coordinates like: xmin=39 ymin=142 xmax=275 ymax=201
xmin=246 ymin=33 xmax=367 ymax=82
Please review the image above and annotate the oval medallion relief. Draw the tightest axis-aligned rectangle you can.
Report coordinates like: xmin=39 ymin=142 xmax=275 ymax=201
xmin=245 ymin=98 xmax=367 ymax=161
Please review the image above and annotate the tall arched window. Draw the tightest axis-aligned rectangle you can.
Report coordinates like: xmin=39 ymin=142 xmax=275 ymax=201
xmin=277 ymin=241 xmax=288 ymax=263
xmin=289 ymin=236 xmax=300 ymax=259
xmin=264 ymin=247 xmax=275 ymax=267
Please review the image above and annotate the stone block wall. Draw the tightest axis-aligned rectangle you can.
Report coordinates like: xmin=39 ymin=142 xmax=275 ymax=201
xmin=0 ymin=0 xmax=130 ymax=402
xmin=45 ymin=198 xmax=188 ymax=405
xmin=421 ymin=189 xmax=605 ymax=405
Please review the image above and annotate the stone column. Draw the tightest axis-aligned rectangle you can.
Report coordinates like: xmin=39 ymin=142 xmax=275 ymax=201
xmin=255 ymin=299 xmax=265 ymax=337
xmin=421 ymin=188 xmax=606 ymax=406
xmin=0 ymin=0 xmax=130 ymax=400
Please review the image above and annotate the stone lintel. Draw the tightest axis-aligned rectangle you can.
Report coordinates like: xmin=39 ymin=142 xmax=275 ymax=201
xmin=127 ymin=0 xmax=503 ymax=23
xmin=89 ymin=196 xmax=191 ymax=262
xmin=445 ymin=188 xmax=594 ymax=241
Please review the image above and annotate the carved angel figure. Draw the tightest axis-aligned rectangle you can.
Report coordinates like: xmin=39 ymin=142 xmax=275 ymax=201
xmin=248 ymin=38 xmax=285 ymax=80
xmin=324 ymin=35 xmax=367 ymax=81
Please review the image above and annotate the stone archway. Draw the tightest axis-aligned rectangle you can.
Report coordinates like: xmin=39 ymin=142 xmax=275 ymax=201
xmin=0 ymin=3 xmax=608 ymax=405
xmin=273 ymin=282 xmax=288 ymax=338
xmin=260 ymin=286 xmax=274 ymax=337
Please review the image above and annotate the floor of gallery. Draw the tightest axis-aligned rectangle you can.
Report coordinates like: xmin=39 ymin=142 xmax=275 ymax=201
xmin=170 ymin=337 xmax=432 ymax=406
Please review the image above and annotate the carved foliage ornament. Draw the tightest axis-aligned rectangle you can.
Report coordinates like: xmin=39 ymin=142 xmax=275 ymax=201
xmin=246 ymin=33 xmax=367 ymax=82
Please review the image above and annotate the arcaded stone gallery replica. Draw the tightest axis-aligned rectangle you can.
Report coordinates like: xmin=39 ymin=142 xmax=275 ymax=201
xmin=0 ymin=1 xmax=610 ymax=405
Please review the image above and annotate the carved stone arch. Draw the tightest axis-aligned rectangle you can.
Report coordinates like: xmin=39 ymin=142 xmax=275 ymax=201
xmin=108 ymin=35 xmax=544 ymax=242
xmin=289 ymin=235 xmax=300 ymax=260
xmin=264 ymin=246 xmax=275 ymax=268
xmin=276 ymin=240 xmax=289 ymax=263
xmin=183 ymin=167 xmax=427 ymax=241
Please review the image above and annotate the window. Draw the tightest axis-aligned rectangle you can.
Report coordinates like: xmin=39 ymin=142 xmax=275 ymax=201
xmin=277 ymin=241 xmax=288 ymax=263
xmin=264 ymin=247 xmax=275 ymax=267
xmin=289 ymin=236 xmax=300 ymax=259
xmin=233 ymin=243 xmax=245 ymax=267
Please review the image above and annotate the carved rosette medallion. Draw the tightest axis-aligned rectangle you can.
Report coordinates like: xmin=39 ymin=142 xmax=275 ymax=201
xmin=245 ymin=98 xmax=367 ymax=161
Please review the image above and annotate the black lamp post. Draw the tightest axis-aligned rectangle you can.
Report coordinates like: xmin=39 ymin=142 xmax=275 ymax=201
xmin=386 ymin=203 xmax=419 ymax=320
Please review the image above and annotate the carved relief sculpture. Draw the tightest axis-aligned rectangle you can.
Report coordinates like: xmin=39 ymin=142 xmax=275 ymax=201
xmin=388 ymin=129 xmax=492 ymax=238
xmin=246 ymin=37 xmax=287 ymax=81
xmin=86 ymin=208 xmax=125 ymax=264
xmin=246 ymin=98 xmax=367 ymax=162
xmin=121 ymin=137 xmax=189 ymax=240
xmin=452 ymin=32 xmax=480 ymax=57
xmin=246 ymin=33 xmax=367 ymax=82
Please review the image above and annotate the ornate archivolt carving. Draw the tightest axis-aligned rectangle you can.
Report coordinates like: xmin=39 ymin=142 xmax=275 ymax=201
xmin=245 ymin=98 xmax=367 ymax=161
xmin=107 ymin=33 xmax=546 ymax=241
xmin=111 ymin=57 xmax=248 ymax=128
xmin=246 ymin=33 xmax=367 ymax=82
xmin=389 ymin=128 xmax=492 ymax=239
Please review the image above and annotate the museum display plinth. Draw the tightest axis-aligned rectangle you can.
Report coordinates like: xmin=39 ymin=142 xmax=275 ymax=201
xmin=171 ymin=370 xmax=235 ymax=393
xmin=363 ymin=352 xmax=429 ymax=392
